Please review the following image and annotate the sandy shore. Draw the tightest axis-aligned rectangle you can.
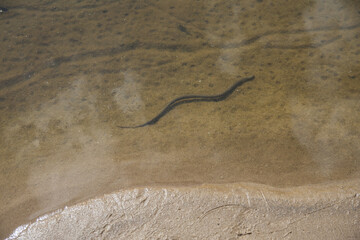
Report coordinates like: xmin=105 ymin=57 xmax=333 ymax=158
xmin=8 ymin=179 xmax=360 ymax=239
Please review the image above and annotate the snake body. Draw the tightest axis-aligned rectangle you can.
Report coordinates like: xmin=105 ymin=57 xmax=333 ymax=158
xmin=118 ymin=75 xmax=254 ymax=128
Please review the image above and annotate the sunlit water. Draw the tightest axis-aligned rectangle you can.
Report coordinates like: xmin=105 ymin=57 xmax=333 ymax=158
xmin=0 ymin=0 xmax=359 ymax=238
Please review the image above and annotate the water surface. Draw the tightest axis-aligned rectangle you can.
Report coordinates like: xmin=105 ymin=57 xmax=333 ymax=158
xmin=1 ymin=0 xmax=359 ymax=238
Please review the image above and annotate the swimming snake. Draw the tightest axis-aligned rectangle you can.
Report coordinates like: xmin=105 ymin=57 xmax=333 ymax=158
xmin=118 ymin=75 xmax=254 ymax=128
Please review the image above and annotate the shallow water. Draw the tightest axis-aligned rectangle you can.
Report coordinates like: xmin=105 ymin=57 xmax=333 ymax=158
xmin=0 ymin=0 xmax=359 ymax=238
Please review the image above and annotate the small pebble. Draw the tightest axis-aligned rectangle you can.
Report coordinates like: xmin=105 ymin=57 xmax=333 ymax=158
xmin=0 ymin=7 xmax=8 ymax=13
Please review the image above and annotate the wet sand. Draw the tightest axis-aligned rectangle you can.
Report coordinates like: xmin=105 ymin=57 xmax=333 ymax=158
xmin=9 ymin=180 xmax=360 ymax=239
xmin=0 ymin=0 xmax=359 ymax=238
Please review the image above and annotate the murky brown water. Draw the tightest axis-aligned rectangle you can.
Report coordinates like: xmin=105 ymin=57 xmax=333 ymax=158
xmin=1 ymin=0 xmax=359 ymax=238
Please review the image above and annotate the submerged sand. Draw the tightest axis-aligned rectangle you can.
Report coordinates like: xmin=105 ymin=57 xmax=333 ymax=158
xmin=0 ymin=0 xmax=359 ymax=238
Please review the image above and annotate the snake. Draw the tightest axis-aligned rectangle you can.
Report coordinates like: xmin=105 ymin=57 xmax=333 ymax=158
xmin=118 ymin=75 xmax=254 ymax=128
